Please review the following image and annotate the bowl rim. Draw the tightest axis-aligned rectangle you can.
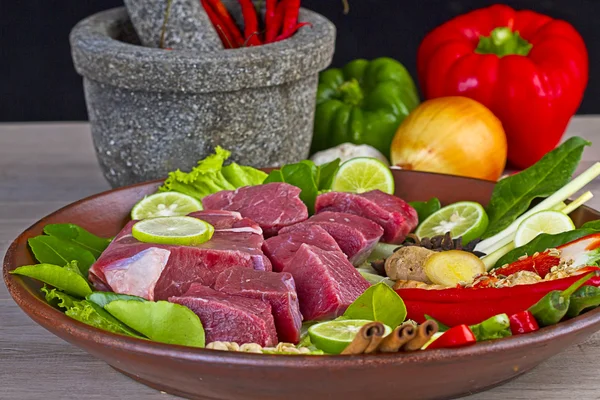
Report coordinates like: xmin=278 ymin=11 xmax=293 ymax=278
xmin=4 ymin=169 xmax=600 ymax=368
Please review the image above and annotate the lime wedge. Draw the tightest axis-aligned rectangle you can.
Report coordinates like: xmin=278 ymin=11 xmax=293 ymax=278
xmin=332 ymin=157 xmax=395 ymax=194
xmin=416 ymin=201 xmax=488 ymax=245
xmin=132 ymin=216 xmax=214 ymax=246
xmin=308 ymin=319 xmax=392 ymax=354
xmin=514 ymin=210 xmax=575 ymax=247
xmin=131 ymin=192 xmax=202 ymax=220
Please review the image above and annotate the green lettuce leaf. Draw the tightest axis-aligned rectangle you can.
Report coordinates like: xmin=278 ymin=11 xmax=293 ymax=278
xmin=66 ymin=300 xmax=144 ymax=338
xmin=483 ymin=137 xmax=590 ymax=238
xmin=343 ymin=282 xmax=406 ymax=329
xmin=158 ymin=146 xmax=266 ymax=200
xmin=409 ymin=198 xmax=441 ymax=225
xmin=105 ymin=300 xmax=205 ymax=347
xmin=41 ymin=285 xmax=78 ymax=310
xmin=28 ymin=235 xmax=96 ymax=275
xmin=86 ymin=291 xmax=146 ymax=308
xmin=43 ymin=224 xmax=111 ymax=259
xmin=10 ymin=262 xmax=92 ymax=297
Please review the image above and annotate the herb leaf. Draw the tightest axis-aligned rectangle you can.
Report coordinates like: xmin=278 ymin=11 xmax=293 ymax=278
xmin=43 ymin=224 xmax=111 ymax=259
xmin=343 ymin=282 xmax=406 ymax=329
xmin=87 ymin=291 xmax=146 ymax=308
xmin=483 ymin=137 xmax=590 ymax=238
xmin=10 ymin=263 xmax=92 ymax=297
xmin=409 ymin=198 xmax=441 ymax=225
xmin=105 ymin=300 xmax=205 ymax=347
xmin=28 ymin=236 xmax=96 ymax=275
xmin=316 ymin=158 xmax=341 ymax=191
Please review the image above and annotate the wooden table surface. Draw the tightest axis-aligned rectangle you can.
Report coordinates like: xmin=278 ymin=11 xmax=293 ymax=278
xmin=2 ymin=119 xmax=600 ymax=399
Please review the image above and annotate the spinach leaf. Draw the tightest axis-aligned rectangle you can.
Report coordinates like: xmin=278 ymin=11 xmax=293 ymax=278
xmin=10 ymin=262 xmax=92 ymax=297
xmin=315 ymin=158 xmax=340 ymax=191
xmin=87 ymin=291 xmax=146 ymax=308
xmin=483 ymin=137 xmax=590 ymax=238
xmin=66 ymin=300 xmax=145 ymax=338
xmin=42 ymin=285 xmax=78 ymax=310
xmin=105 ymin=300 xmax=205 ymax=347
xmin=343 ymin=282 xmax=406 ymax=329
xmin=409 ymin=198 xmax=441 ymax=225
xmin=28 ymin=235 xmax=96 ymax=275
xmin=43 ymin=224 xmax=111 ymax=259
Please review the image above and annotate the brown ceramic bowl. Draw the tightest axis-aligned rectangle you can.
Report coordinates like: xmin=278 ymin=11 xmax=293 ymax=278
xmin=4 ymin=170 xmax=600 ymax=400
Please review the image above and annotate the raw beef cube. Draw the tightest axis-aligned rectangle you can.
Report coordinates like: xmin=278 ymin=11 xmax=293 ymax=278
xmin=170 ymin=284 xmax=277 ymax=346
xmin=201 ymin=182 xmax=308 ymax=236
xmin=262 ymin=224 xmax=342 ymax=272
xmin=283 ymin=212 xmax=383 ymax=266
xmin=284 ymin=244 xmax=370 ymax=321
xmin=89 ymin=211 xmax=271 ymax=300
xmin=214 ymin=267 xmax=303 ymax=343
xmin=315 ymin=190 xmax=418 ymax=244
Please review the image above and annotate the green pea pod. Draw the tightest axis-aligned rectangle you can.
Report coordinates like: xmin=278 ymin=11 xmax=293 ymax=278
xmin=469 ymin=313 xmax=511 ymax=341
xmin=566 ymin=286 xmax=600 ymax=318
xmin=312 ymin=58 xmax=420 ymax=157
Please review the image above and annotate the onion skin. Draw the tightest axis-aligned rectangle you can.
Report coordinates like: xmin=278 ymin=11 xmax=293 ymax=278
xmin=390 ymin=97 xmax=507 ymax=181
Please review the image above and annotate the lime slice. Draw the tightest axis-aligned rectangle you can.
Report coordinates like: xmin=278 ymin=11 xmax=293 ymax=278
xmin=308 ymin=319 xmax=392 ymax=354
xmin=132 ymin=216 xmax=214 ymax=246
xmin=416 ymin=201 xmax=488 ymax=245
xmin=332 ymin=157 xmax=395 ymax=194
xmin=514 ymin=210 xmax=575 ymax=247
xmin=131 ymin=192 xmax=202 ymax=220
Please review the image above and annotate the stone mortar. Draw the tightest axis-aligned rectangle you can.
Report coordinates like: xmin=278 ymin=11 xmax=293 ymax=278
xmin=70 ymin=7 xmax=336 ymax=188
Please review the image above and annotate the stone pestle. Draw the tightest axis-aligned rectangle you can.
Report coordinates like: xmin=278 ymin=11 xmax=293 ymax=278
xmin=122 ymin=0 xmax=224 ymax=50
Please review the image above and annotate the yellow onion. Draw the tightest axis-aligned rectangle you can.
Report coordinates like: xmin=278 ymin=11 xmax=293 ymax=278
xmin=391 ymin=96 xmax=507 ymax=181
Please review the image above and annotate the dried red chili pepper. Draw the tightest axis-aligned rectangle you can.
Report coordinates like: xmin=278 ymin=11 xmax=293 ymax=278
xmin=238 ymin=0 xmax=263 ymax=46
xmin=426 ymin=325 xmax=476 ymax=350
xmin=493 ymin=251 xmax=561 ymax=278
xmin=509 ymin=311 xmax=539 ymax=335
xmin=204 ymin=0 xmax=245 ymax=47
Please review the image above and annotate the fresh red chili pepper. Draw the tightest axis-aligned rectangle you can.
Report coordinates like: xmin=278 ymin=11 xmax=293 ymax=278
xmin=509 ymin=311 xmax=539 ymax=335
xmin=426 ymin=325 xmax=476 ymax=350
xmin=204 ymin=0 xmax=245 ymax=47
xmin=274 ymin=0 xmax=305 ymax=42
xmin=201 ymin=0 xmax=236 ymax=48
xmin=238 ymin=0 xmax=263 ymax=46
xmin=265 ymin=0 xmax=278 ymax=42
xmin=274 ymin=22 xmax=311 ymax=42
xmin=266 ymin=1 xmax=285 ymax=43
xmin=493 ymin=251 xmax=561 ymax=279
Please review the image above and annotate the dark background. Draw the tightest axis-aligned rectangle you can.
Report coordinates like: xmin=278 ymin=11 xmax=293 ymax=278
xmin=1 ymin=0 xmax=597 ymax=121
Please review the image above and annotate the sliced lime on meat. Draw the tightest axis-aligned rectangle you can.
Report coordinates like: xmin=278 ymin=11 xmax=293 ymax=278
xmin=132 ymin=216 xmax=214 ymax=246
xmin=131 ymin=192 xmax=202 ymax=220
xmin=332 ymin=157 xmax=395 ymax=194
xmin=416 ymin=201 xmax=488 ymax=245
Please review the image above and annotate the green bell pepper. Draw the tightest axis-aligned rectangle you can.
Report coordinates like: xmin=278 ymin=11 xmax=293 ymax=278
xmin=312 ymin=57 xmax=420 ymax=157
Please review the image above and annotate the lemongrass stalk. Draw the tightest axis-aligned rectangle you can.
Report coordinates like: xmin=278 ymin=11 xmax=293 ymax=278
xmin=483 ymin=242 xmax=515 ymax=270
xmin=561 ymin=191 xmax=594 ymax=215
xmin=476 ymin=162 xmax=600 ymax=255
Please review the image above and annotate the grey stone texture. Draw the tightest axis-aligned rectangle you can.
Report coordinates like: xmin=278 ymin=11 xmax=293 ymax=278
xmin=70 ymin=7 xmax=336 ymax=188
xmin=122 ymin=0 xmax=223 ymax=51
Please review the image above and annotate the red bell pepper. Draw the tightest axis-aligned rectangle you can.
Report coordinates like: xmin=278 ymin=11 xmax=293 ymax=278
xmin=509 ymin=311 xmax=539 ymax=335
xmin=426 ymin=325 xmax=476 ymax=350
xmin=493 ymin=251 xmax=560 ymax=279
xmin=417 ymin=4 xmax=588 ymax=169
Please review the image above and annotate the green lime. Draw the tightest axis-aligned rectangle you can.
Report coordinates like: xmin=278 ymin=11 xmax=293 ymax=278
xmin=514 ymin=210 xmax=575 ymax=247
xmin=331 ymin=157 xmax=395 ymax=194
xmin=132 ymin=216 xmax=214 ymax=246
xmin=131 ymin=192 xmax=202 ymax=220
xmin=416 ymin=201 xmax=488 ymax=245
xmin=308 ymin=319 xmax=392 ymax=354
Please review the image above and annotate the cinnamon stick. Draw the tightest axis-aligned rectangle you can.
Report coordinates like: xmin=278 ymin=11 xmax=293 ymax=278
xmin=341 ymin=322 xmax=386 ymax=355
xmin=402 ymin=320 xmax=439 ymax=352
xmin=377 ymin=324 xmax=416 ymax=353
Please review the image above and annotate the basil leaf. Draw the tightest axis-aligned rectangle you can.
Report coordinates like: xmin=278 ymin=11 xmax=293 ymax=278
xmin=28 ymin=235 xmax=96 ymax=275
xmin=41 ymin=285 xmax=78 ymax=310
xmin=281 ymin=162 xmax=319 ymax=214
xmin=10 ymin=263 xmax=92 ymax=297
xmin=87 ymin=291 xmax=146 ymax=308
xmin=105 ymin=300 xmax=205 ymax=348
xmin=66 ymin=300 xmax=144 ymax=338
xmin=43 ymin=224 xmax=111 ymax=259
xmin=316 ymin=158 xmax=340 ymax=191
xmin=343 ymin=282 xmax=406 ymax=329
xmin=483 ymin=137 xmax=590 ymax=238
xmin=409 ymin=198 xmax=441 ymax=225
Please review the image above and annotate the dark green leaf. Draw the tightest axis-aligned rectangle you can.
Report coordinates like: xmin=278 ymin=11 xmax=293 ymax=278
xmin=66 ymin=299 xmax=145 ymax=338
xmin=43 ymin=224 xmax=111 ymax=259
xmin=41 ymin=285 xmax=78 ymax=310
xmin=263 ymin=169 xmax=284 ymax=184
xmin=10 ymin=263 xmax=92 ymax=297
xmin=343 ymin=282 xmax=406 ymax=329
xmin=28 ymin=235 xmax=96 ymax=275
xmin=316 ymin=158 xmax=341 ymax=191
xmin=483 ymin=137 xmax=590 ymax=238
xmin=409 ymin=198 xmax=441 ymax=225
xmin=87 ymin=291 xmax=146 ymax=308
xmin=105 ymin=300 xmax=205 ymax=347
xmin=281 ymin=163 xmax=319 ymax=214
xmin=582 ymin=220 xmax=600 ymax=230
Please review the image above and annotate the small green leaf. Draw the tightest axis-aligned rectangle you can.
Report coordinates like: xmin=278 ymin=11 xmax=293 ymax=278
xmin=86 ymin=291 xmax=146 ymax=308
xmin=281 ymin=163 xmax=319 ymax=214
xmin=316 ymin=158 xmax=341 ymax=191
xmin=66 ymin=300 xmax=145 ymax=338
xmin=343 ymin=282 xmax=406 ymax=329
xmin=41 ymin=285 xmax=78 ymax=310
xmin=28 ymin=236 xmax=96 ymax=275
xmin=105 ymin=300 xmax=205 ymax=348
xmin=409 ymin=198 xmax=441 ymax=225
xmin=263 ymin=169 xmax=284 ymax=184
xmin=10 ymin=263 xmax=92 ymax=298
xmin=43 ymin=224 xmax=111 ymax=259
